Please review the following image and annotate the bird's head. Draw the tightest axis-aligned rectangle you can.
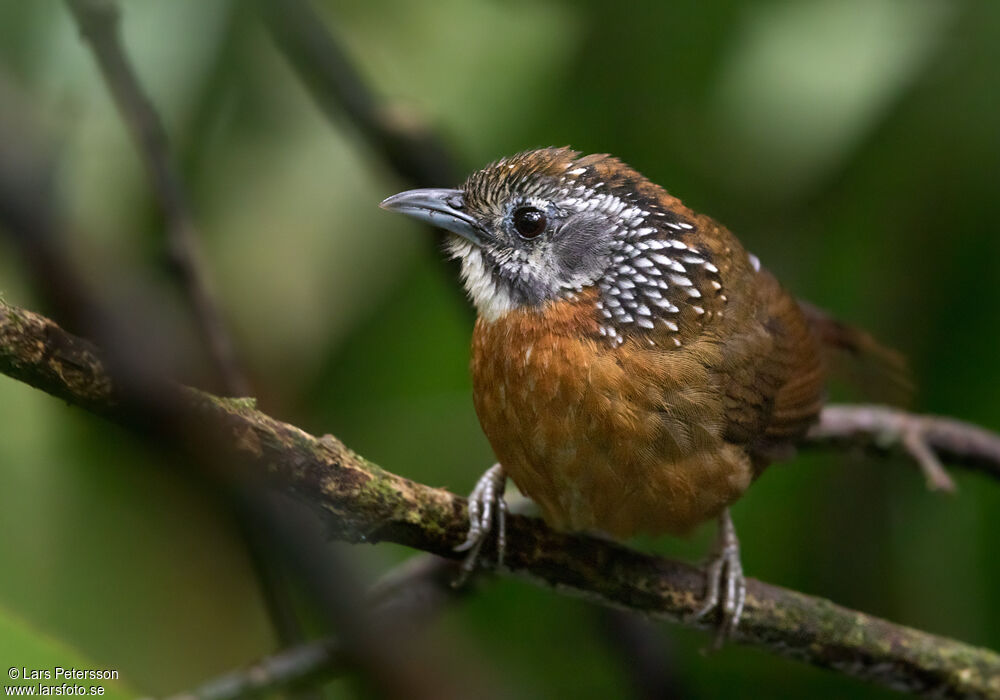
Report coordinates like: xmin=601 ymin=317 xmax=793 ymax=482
xmin=381 ymin=147 xmax=721 ymax=343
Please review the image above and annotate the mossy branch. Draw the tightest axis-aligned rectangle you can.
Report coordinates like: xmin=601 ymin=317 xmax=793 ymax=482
xmin=1 ymin=298 xmax=999 ymax=699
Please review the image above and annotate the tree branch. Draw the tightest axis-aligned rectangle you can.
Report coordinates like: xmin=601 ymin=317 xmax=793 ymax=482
xmin=254 ymin=0 xmax=471 ymax=308
xmin=1 ymin=298 xmax=998 ymax=698
xmin=808 ymin=404 xmax=1000 ymax=484
xmin=163 ymin=555 xmax=466 ymax=700
xmin=255 ymin=0 xmax=460 ymax=188
xmin=65 ymin=0 xmax=250 ymax=397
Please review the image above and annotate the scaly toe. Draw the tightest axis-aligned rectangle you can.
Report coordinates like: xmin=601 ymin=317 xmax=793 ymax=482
xmin=453 ymin=464 xmax=507 ymax=584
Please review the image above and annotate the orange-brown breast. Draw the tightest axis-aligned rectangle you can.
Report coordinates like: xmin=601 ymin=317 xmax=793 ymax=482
xmin=471 ymin=289 xmax=764 ymax=538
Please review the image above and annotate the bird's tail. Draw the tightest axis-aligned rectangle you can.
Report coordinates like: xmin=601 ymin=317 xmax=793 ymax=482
xmin=798 ymin=301 xmax=913 ymax=405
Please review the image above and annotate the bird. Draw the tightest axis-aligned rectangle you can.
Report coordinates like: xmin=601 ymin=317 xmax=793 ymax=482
xmin=380 ymin=146 xmax=895 ymax=642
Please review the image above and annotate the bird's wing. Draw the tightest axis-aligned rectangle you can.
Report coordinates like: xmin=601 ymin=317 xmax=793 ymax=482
xmin=716 ymin=269 xmax=827 ymax=454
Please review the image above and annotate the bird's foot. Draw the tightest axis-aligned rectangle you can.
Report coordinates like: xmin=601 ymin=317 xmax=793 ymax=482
xmin=453 ymin=463 xmax=507 ymax=586
xmin=691 ymin=509 xmax=746 ymax=649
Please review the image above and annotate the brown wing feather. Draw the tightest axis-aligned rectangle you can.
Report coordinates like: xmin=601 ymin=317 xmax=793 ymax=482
xmin=719 ymin=270 xmax=826 ymax=460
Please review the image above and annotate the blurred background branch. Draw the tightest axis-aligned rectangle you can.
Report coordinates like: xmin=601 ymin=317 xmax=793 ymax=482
xmin=163 ymin=555 xmax=466 ymax=700
xmin=255 ymin=0 xmax=460 ymax=187
xmin=62 ymin=0 xmax=321 ymax=680
xmin=65 ymin=0 xmax=248 ymax=397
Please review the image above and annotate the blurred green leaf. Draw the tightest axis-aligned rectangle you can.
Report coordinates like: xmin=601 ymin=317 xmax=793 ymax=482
xmin=0 ymin=606 xmax=137 ymax=699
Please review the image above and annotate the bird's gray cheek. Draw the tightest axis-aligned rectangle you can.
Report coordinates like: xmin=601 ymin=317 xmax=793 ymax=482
xmin=551 ymin=216 xmax=612 ymax=285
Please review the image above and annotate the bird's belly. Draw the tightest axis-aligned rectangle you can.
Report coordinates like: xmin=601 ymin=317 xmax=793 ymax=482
xmin=471 ymin=317 xmax=754 ymax=538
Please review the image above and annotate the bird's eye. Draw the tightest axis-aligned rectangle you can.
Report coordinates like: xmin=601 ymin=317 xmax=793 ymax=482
xmin=512 ymin=207 xmax=547 ymax=239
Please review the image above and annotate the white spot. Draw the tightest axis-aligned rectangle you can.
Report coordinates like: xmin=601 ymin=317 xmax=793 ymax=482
xmin=703 ymin=262 xmax=719 ymax=274
xmin=669 ymin=274 xmax=692 ymax=287
xmin=692 ymin=306 xmax=704 ymax=315
xmin=711 ymin=280 xmax=723 ymax=290
xmin=636 ymin=304 xmax=651 ymax=316
xmin=525 ymin=345 xmax=533 ymax=362
xmin=748 ymin=253 xmax=761 ymax=272
xmin=568 ymin=167 xmax=587 ymax=175
xmin=677 ymin=222 xmax=694 ymax=230
xmin=638 ymin=317 xmax=655 ymax=329
xmin=664 ymin=320 xmax=679 ymax=332
xmin=686 ymin=288 xmax=702 ymax=298
xmin=673 ymin=337 xmax=682 ymax=347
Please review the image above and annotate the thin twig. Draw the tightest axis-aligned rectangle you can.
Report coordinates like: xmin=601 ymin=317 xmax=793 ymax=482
xmin=163 ymin=556 xmax=465 ymax=700
xmin=808 ymin=404 xmax=1000 ymax=484
xmin=159 ymin=638 xmax=344 ymax=700
xmin=255 ymin=0 xmax=459 ymax=188
xmin=254 ymin=0 xmax=471 ymax=307
xmin=1 ymin=299 xmax=998 ymax=699
xmin=64 ymin=0 xmax=250 ymax=397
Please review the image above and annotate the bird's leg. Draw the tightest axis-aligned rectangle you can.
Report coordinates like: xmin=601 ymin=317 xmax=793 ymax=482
xmin=453 ymin=463 xmax=507 ymax=585
xmin=691 ymin=508 xmax=746 ymax=648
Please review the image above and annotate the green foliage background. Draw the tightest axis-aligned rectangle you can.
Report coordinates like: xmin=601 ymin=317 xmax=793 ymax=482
xmin=0 ymin=0 xmax=998 ymax=697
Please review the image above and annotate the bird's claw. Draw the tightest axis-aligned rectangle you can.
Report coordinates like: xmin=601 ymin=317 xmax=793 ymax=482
xmin=690 ymin=509 xmax=746 ymax=649
xmin=453 ymin=463 xmax=507 ymax=586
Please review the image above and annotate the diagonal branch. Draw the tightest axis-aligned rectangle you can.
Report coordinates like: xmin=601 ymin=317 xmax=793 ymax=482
xmin=255 ymin=0 xmax=460 ymax=188
xmin=163 ymin=555 xmax=466 ymax=700
xmin=1 ymin=297 xmax=998 ymax=698
xmin=64 ymin=0 xmax=250 ymax=397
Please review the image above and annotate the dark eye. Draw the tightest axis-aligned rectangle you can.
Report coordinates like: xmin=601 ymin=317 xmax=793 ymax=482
xmin=512 ymin=207 xmax=547 ymax=239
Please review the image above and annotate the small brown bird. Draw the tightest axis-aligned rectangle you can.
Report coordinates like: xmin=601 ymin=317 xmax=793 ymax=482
xmin=381 ymin=147 xmax=888 ymax=639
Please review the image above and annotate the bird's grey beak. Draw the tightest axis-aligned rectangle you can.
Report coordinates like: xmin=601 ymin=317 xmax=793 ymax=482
xmin=379 ymin=188 xmax=484 ymax=246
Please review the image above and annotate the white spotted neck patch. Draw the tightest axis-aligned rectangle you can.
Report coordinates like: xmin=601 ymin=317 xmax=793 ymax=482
xmin=591 ymin=217 xmax=725 ymax=347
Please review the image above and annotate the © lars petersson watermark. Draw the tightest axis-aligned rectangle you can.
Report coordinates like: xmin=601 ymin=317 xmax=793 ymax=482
xmin=6 ymin=667 xmax=118 ymax=696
